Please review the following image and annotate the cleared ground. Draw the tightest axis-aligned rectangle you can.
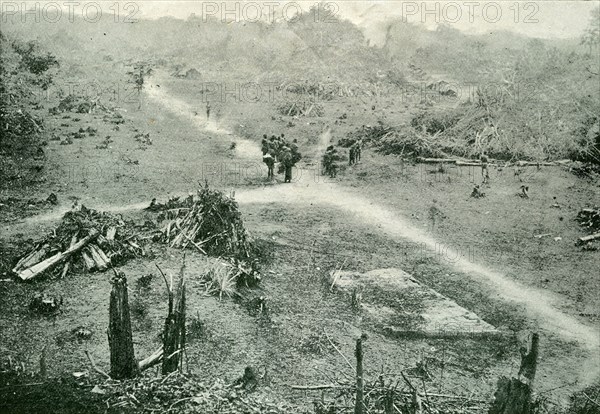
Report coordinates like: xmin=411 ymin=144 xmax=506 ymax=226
xmin=1 ymin=70 xmax=599 ymax=410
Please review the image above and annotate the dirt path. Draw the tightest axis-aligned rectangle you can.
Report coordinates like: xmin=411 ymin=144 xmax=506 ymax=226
xmin=11 ymin=83 xmax=600 ymax=384
xmin=145 ymin=82 xmax=262 ymax=161
xmin=145 ymin=84 xmax=600 ymax=382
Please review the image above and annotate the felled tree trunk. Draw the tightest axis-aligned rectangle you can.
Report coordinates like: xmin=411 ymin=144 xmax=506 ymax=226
xmin=161 ymin=262 xmax=186 ymax=375
xmin=108 ymin=271 xmax=139 ymax=379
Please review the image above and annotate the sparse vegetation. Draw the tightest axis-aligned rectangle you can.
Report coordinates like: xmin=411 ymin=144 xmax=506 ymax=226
xmin=202 ymin=260 xmax=238 ymax=300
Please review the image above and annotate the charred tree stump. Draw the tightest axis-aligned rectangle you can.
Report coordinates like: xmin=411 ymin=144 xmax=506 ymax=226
xmin=161 ymin=260 xmax=186 ymax=375
xmin=489 ymin=377 xmax=532 ymax=414
xmin=489 ymin=333 xmax=539 ymax=414
xmin=108 ymin=271 xmax=139 ymax=379
xmin=354 ymin=334 xmax=366 ymax=414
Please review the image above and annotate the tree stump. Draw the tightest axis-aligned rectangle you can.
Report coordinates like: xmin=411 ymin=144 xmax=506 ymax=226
xmin=108 ymin=271 xmax=139 ymax=379
xmin=489 ymin=377 xmax=532 ymax=414
xmin=489 ymin=333 xmax=539 ymax=414
xmin=161 ymin=262 xmax=186 ymax=375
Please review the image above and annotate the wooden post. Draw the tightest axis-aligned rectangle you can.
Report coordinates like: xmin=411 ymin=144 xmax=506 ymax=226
xmin=161 ymin=259 xmax=186 ymax=375
xmin=489 ymin=333 xmax=539 ymax=414
xmin=39 ymin=345 xmax=47 ymax=378
xmin=354 ymin=335 xmax=365 ymax=414
xmin=108 ymin=271 xmax=139 ymax=379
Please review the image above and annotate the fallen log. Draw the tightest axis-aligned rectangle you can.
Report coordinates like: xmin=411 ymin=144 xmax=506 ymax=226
xmin=417 ymin=157 xmax=563 ymax=167
xmin=18 ymin=230 xmax=99 ymax=281
xmin=60 ymin=235 xmax=78 ymax=278
xmin=138 ymin=347 xmax=163 ymax=371
xmin=13 ymin=244 xmax=49 ymax=274
xmin=578 ymin=232 xmax=600 ymax=244
xmin=291 ymin=384 xmax=341 ymax=390
xmin=455 ymin=161 xmax=484 ymax=167
xmin=417 ymin=157 xmax=459 ymax=164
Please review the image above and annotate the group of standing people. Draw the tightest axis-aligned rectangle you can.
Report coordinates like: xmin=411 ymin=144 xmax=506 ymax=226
xmin=261 ymin=134 xmax=302 ymax=183
xmin=323 ymin=146 xmax=342 ymax=177
xmin=348 ymin=140 xmax=363 ymax=166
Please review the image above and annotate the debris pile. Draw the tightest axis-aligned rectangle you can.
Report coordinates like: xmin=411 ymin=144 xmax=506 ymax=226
xmin=347 ymin=123 xmax=451 ymax=159
xmin=13 ymin=205 xmax=148 ymax=281
xmin=151 ymin=187 xmax=260 ymax=286
xmin=154 ymin=187 xmax=254 ymax=260
xmin=277 ymin=99 xmax=324 ymax=117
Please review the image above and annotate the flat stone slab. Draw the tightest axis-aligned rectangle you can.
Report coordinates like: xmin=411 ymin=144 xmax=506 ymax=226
xmin=332 ymin=268 xmax=499 ymax=338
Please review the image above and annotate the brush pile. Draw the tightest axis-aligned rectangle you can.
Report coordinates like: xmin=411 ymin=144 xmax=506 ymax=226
xmin=345 ymin=123 xmax=450 ymax=159
xmin=277 ymin=99 xmax=324 ymax=117
xmin=154 ymin=188 xmax=252 ymax=258
xmin=13 ymin=205 xmax=148 ymax=281
xmin=152 ymin=186 xmax=260 ymax=286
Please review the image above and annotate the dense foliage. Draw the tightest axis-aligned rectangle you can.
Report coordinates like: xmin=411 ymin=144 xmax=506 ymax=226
xmin=0 ymin=32 xmax=59 ymax=183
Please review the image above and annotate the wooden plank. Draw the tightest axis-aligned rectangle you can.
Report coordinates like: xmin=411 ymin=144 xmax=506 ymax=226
xmin=18 ymin=231 xmax=99 ymax=281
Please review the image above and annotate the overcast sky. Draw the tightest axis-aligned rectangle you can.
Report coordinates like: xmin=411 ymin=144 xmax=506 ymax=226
xmin=9 ymin=1 xmax=599 ymax=41
xmin=134 ymin=1 xmax=597 ymax=40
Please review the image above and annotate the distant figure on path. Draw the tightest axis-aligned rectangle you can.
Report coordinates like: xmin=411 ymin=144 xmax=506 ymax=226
xmin=206 ymin=101 xmax=211 ymax=121
xmin=480 ymin=152 xmax=489 ymax=184
xmin=355 ymin=139 xmax=362 ymax=161
xmin=349 ymin=145 xmax=356 ymax=166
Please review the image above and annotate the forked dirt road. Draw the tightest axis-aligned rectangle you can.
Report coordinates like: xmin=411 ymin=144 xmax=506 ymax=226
xmin=146 ymin=82 xmax=600 ymax=384
xmin=15 ymin=82 xmax=600 ymax=384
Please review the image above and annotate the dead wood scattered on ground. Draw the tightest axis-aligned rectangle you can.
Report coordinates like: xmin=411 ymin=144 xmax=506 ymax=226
xmin=93 ymin=372 xmax=304 ymax=413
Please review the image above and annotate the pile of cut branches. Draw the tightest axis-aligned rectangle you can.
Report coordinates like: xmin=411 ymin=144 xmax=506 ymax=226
xmin=346 ymin=123 xmax=395 ymax=145
xmin=277 ymin=99 xmax=324 ymax=117
xmin=13 ymin=205 xmax=148 ymax=280
xmin=152 ymin=186 xmax=260 ymax=287
xmin=154 ymin=186 xmax=253 ymax=260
